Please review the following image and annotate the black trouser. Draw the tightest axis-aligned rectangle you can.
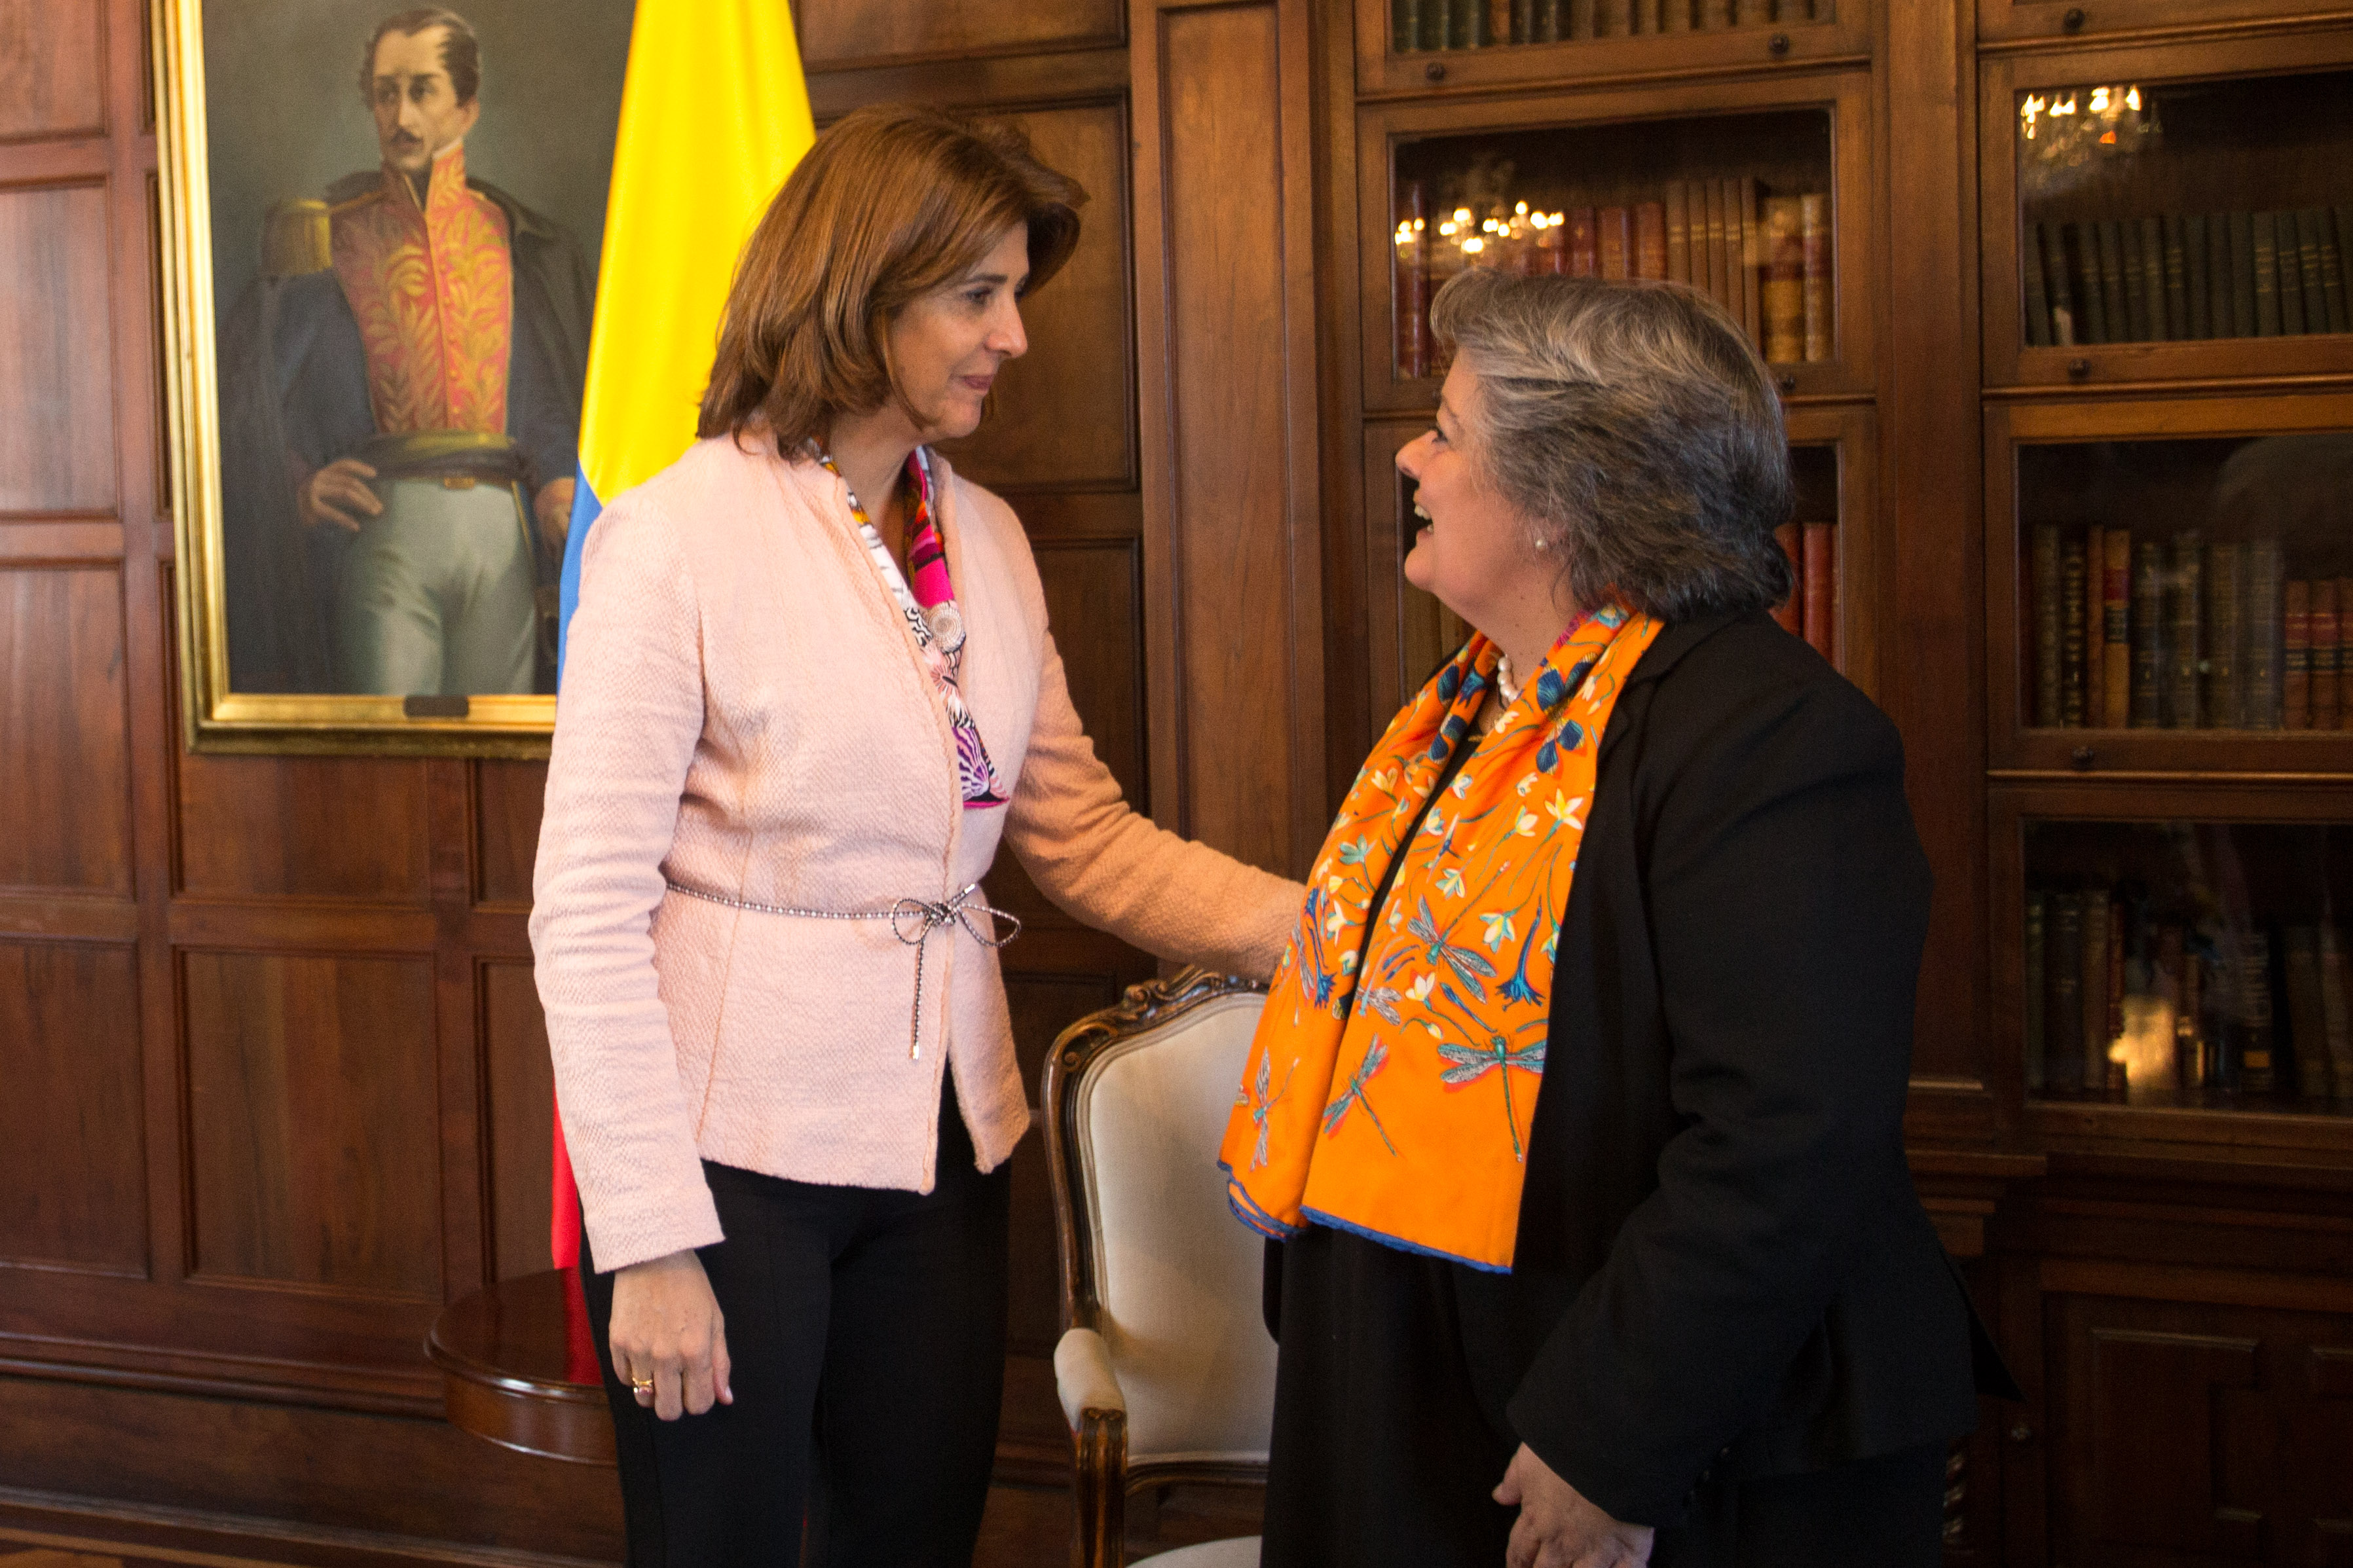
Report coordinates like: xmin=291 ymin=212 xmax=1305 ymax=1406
xmin=1261 ymin=1225 xmax=1949 ymax=1568
xmin=580 ymin=1082 xmax=1012 ymax=1567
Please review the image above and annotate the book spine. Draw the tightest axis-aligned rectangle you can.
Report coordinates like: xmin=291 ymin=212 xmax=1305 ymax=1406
xmin=1396 ymin=0 xmax=1423 ymax=50
xmin=1599 ymin=205 xmax=1631 ymax=280
xmin=2120 ymin=217 xmax=2151 ymax=342
xmin=2082 ymin=893 xmax=2113 ymax=1092
xmin=2280 ymin=211 xmax=2309 ymax=335
xmin=1737 ymin=176 xmax=1762 ymax=351
xmin=2105 ymin=897 xmax=2126 ymax=1093
xmin=2060 ymin=534 xmax=2088 ymax=728
xmin=2245 ymin=538 xmax=2282 ymax=730
xmin=1762 ymin=196 xmax=1805 ymax=362
xmin=2082 ymin=526 xmax=2106 ymax=728
xmin=2206 ymin=541 xmax=2243 ymax=729
xmin=1703 ymin=181 xmax=1729 ymax=309
xmin=1567 ymin=0 xmax=1595 ymax=37
xmin=2237 ymin=930 xmax=2276 ymax=1095
xmin=2072 ymin=223 xmax=2107 ymax=344
xmin=1633 ymin=200 xmax=1668 ymax=281
xmin=1771 ymin=524 xmax=1803 ymax=634
xmin=2131 ymin=541 xmax=2162 ymax=727
xmin=1664 ymin=183 xmax=1691 ymax=285
xmin=2297 ymin=208 xmax=2329 ymax=335
xmin=2231 ymin=211 xmax=2259 ymax=338
xmin=2340 ymin=577 xmax=2353 ymax=727
xmin=1395 ymin=184 xmax=1430 ymax=379
xmin=1802 ymin=522 xmax=1836 ymax=665
xmin=2033 ymin=524 xmax=2063 ymax=727
xmin=2138 ymin=215 xmax=2170 ymax=340
xmin=2240 ymin=206 xmax=2278 ymax=336
xmin=2043 ymin=221 xmax=2078 ymax=347
xmin=1662 ymin=0 xmax=1692 ymax=29
xmin=2022 ymin=219 xmax=2052 ymax=348
xmin=2161 ymin=214 xmax=2190 ymax=344
xmin=2323 ymin=924 xmax=2353 ymax=1099
xmin=2320 ymin=208 xmax=2349 ymax=335
xmin=2185 ymin=212 xmax=2211 ymax=339
xmin=1798 ymin=194 xmax=1830 ymax=361
xmin=2285 ymin=927 xmax=2328 ymax=1101
xmin=2312 ymin=579 xmax=2341 ymax=731
xmin=2025 ymin=890 xmax=2047 ymax=1094
xmin=2209 ymin=212 xmax=2236 ymax=338
xmin=1593 ymin=0 xmax=1625 ymax=36
xmin=2284 ymin=579 xmax=2311 ymax=729
xmin=2102 ymin=529 xmax=2130 ymax=729
xmin=2166 ymin=531 xmax=2203 ymax=730
xmin=1567 ymin=207 xmax=1599 ymax=278
xmin=1535 ymin=0 xmax=1562 ymax=39
xmin=1511 ymin=0 xmax=1535 ymax=43
xmin=2096 ymin=219 xmax=2128 ymax=344
xmin=2049 ymin=892 xmax=2084 ymax=1093
xmin=2158 ymin=923 xmax=2188 ymax=1087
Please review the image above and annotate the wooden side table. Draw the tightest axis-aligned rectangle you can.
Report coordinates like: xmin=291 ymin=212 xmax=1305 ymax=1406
xmin=427 ymin=1268 xmax=616 ymax=1466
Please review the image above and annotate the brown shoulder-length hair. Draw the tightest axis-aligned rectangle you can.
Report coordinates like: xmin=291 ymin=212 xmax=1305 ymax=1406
xmin=697 ymin=103 xmax=1086 ymax=452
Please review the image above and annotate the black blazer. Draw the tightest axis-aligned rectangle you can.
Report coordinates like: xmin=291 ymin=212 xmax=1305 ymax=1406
xmin=1443 ymin=609 xmax=1984 ymax=1527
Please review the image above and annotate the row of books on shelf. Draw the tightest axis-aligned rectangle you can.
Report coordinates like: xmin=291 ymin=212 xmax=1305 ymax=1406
xmin=1769 ymin=521 xmax=1836 ymax=663
xmin=2026 ymin=886 xmax=2353 ymax=1104
xmin=1392 ymin=0 xmax=1819 ymax=49
xmin=2022 ymin=208 xmax=2352 ymax=349
xmin=2030 ymin=528 xmax=2353 ymax=730
xmin=1395 ymin=181 xmax=1828 ymax=374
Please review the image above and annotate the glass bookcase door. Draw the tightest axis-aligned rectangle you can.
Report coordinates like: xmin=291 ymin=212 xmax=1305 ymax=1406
xmin=1977 ymin=0 xmax=2326 ymax=48
xmin=1992 ymin=790 xmax=2353 ymax=1144
xmin=1360 ymin=72 xmax=1874 ymax=411
xmin=1987 ymin=392 xmax=2353 ymax=773
xmin=1352 ymin=0 xmax=1866 ymax=94
xmin=1982 ymin=36 xmax=2353 ymax=388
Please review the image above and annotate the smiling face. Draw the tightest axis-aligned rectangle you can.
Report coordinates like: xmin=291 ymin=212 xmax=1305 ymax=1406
xmin=1397 ymin=357 xmax=1553 ymax=636
xmin=883 ymin=223 xmax=1031 ymax=443
xmin=368 ymin=26 xmax=479 ymax=180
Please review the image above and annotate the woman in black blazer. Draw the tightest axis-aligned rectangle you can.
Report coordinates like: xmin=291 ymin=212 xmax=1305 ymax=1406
xmin=1234 ymin=270 xmax=1999 ymax=1568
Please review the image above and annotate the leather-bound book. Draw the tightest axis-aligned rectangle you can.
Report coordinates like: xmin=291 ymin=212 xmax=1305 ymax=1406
xmin=1771 ymin=524 xmax=1803 ymax=635
xmin=2310 ymin=578 xmax=2341 ymax=730
xmin=2160 ymin=215 xmax=2189 ymax=342
xmin=2339 ymin=579 xmax=2353 ymax=729
xmin=2164 ymin=530 xmax=2203 ymax=729
xmin=2102 ymin=530 xmax=2131 ymax=727
xmin=1568 ymin=0 xmax=1595 ymax=36
xmin=1737 ymin=176 xmax=1763 ymax=348
xmin=1664 ymin=183 xmax=1691 ymax=284
xmin=1534 ymin=0 xmax=1563 ymax=39
xmin=1702 ymin=180 xmax=1729 ymax=307
xmin=2072 ymin=224 xmax=2109 ymax=344
xmin=2060 ymin=534 xmax=2088 ymax=728
xmin=2136 ymin=215 xmax=2168 ymax=338
xmin=1511 ymin=0 xmax=1535 ymax=43
xmin=2285 ymin=926 xmax=2331 ymax=1101
xmin=2025 ymin=890 xmax=2048 ymax=1094
xmin=1633 ymin=200 xmax=1668 ymax=280
xmin=2081 ymin=526 xmax=2105 ymax=727
xmin=2095 ymin=220 xmax=2128 ymax=344
xmin=2231 ymin=211 xmax=2260 ymax=337
xmin=2275 ymin=211 xmax=2307 ymax=336
xmin=2212 ymin=213 xmax=2240 ymax=337
xmin=2044 ymin=221 xmax=2078 ymax=346
xmin=2245 ymin=538 xmax=2282 ymax=729
xmin=2119 ymin=219 xmax=2152 ymax=342
xmin=2081 ymin=893 xmax=2113 ymax=1093
xmin=1599 ymin=205 xmax=1631 ymax=279
xmin=2103 ymin=898 xmax=2126 ymax=1093
xmin=1566 ymin=207 xmax=1599 ymax=277
xmin=1394 ymin=183 xmax=1430 ymax=378
xmin=2023 ymin=219 xmax=2052 ymax=348
xmin=2296 ymin=210 xmax=2327 ymax=334
xmin=2236 ymin=931 xmax=2277 ymax=1095
xmin=2048 ymin=892 xmax=2084 ymax=1093
xmin=1662 ymin=0 xmax=1692 ymax=31
xmin=2322 ymin=924 xmax=2353 ymax=1098
xmin=2320 ymin=208 xmax=2349 ymax=335
xmin=1800 ymin=194 xmax=1830 ymax=361
xmin=2205 ymin=540 xmax=2244 ymax=728
xmin=2033 ymin=523 xmax=2063 ymax=727
xmin=2185 ymin=213 xmax=2212 ymax=338
xmin=2130 ymin=540 xmax=2162 ymax=727
xmin=1801 ymin=522 xmax=1836 ymax=664
xmin=2284 ymin=579 xmax=2311 ymax=729
xmin=1761 ymin=196 xmax=1804 ymax=361
xmin=1395 ymin=0 xmax=1423 ymax=51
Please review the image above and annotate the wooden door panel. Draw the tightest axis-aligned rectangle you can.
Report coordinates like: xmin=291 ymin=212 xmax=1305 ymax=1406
xmin=1033 ymin=538 xmax=1145 ymax=802
xmin=473 ymin=759 xmax=545 ymax=908
xmin=0 ymin=181 xmax=113 ymax=512
xmin=0 ymin=0 xmax=106 ymax=141
xmin=182 ymin=950 xmax=442 ymax=1298
xmin=935 ymin=101 xmax=1134 ymax=496
xmin=175 ymin=752 xmax=431 ymax=903
xmin=0 ymin=565 xmax=132 ymax=893
xmin=798 ymin=0 xmax=1121 ymax=67
xmin=481 ymin=958 xmax=554 ymax=1283
xmin=0 ymin=939 xmax=145 ymax=1272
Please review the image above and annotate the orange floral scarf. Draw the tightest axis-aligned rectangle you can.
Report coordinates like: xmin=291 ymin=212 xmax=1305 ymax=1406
xmin=1219 ymin=606 xmax=1663 ymax=1271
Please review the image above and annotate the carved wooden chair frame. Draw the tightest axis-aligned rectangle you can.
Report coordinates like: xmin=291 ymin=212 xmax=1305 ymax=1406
xmin=1042 ymin=966 xmax=1271 ymax=1568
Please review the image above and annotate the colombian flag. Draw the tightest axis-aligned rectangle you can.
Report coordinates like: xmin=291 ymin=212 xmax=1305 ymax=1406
xmin=551 ymin=4 xmax=815 ymax=1272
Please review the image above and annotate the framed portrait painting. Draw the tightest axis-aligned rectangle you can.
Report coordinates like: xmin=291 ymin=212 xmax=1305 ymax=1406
xmin=156 ymin=0 xmax=633 ymax=753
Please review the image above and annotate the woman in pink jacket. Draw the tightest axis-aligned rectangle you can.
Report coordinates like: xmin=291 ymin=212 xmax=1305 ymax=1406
xmin=530 ymin=104 xmax=1300 ymax=1565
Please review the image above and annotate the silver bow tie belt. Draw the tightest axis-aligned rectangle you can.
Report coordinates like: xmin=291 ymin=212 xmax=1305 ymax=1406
xmin=663 ymin=879 xmax=1022 ymax=1059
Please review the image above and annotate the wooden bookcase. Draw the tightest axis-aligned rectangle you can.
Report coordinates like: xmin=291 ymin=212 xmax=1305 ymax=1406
xmin=1323 ymin=0 xmax=2353 ymax=1559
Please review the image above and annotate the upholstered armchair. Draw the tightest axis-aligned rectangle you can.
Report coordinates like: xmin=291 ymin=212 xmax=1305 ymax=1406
xmin=1043 ymin=970 xmax=1276 ymax=1568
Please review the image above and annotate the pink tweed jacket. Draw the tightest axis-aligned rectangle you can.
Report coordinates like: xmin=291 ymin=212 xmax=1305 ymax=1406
xmin=531 ymin=435 xmax=1302 ymax=1273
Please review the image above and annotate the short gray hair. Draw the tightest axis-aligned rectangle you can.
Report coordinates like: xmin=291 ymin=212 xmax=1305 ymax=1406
xmin=1429 ymin=268 xmax=1794 ymax=622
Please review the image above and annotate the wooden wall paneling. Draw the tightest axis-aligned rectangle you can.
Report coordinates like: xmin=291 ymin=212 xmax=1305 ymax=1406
xmin=0 ymin=0 xmax=105 ymax=142
xmin=479 ymin=959 xmax=555 ymax=1284
xmin=0 ymin=939 xmax=147 ymax=1273
xmin=172 ymin=752 xmax=432 ymax=903
xmin=0 ymin=179 xmax=115 ymax=512
xmin=472 ymin=760 xmax=544 ymax=908
xmin=1318 ymin=0 xmax=1370 ymax=819
xmin=798 ymin=0 xmax=1123 ymax=70
xmin=428 ymin=762 xmax=486 ymax=1304
xmin=179 ymin=950 xmax=442 ymax=1299
xmin=0 ymin=564 xmax=133 ymax=894
xmin=1881 ymin=0 xmax=1985 ymax=1101
xmin=1133 ymin=0 xmax=1326 ymax=879
xmin=935 ymin=100 xmax=1134 ymax=496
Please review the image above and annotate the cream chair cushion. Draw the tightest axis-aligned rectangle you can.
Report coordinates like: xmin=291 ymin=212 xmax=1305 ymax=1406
xmin=1072 ymin=990 xmax=1276 ymax=1467
xmin=1134 ymin=1537 xmax=1262 ymax=1566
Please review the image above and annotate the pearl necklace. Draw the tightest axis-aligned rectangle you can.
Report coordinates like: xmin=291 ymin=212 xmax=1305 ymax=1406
xmin=1482 ymin=651 xmax=1523 ymax=735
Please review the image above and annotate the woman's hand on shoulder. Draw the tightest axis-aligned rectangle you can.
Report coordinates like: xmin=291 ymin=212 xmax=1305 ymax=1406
xmin=1494 ymin=1444 xmax=1654 ymax=1568
xmin=608 ymin=1248 xmax=733 ymax=1421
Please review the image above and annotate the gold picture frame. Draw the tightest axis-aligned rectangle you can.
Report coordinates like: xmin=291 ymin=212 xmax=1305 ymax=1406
xmin=154 ymin=0 xmax=631 ymax=755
